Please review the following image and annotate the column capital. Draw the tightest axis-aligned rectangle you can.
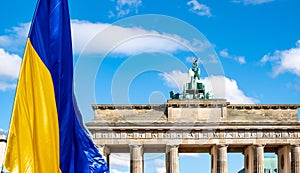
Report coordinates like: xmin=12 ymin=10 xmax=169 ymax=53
xmin=96 ymin=144 xmax=105 ymax=148
xmin=243 ymin=145 xmax=254 ymax=155
xmin=129 ymin=144 xmax=143 ymax=149
xmin=166 ymin=145 xmax=179 ymax=149
xmin=278 ymin=145 xmax=291 ymax=149
xmin=254 ymin=144 xmax=265 ymax=147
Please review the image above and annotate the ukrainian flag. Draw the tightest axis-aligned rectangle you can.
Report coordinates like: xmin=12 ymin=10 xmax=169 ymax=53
xmin=4 ymin=0 xmax=109 ymax=172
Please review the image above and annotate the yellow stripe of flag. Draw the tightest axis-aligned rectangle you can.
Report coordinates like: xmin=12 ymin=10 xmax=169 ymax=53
xmin=4 ymin=40 xmax=61 ymax=173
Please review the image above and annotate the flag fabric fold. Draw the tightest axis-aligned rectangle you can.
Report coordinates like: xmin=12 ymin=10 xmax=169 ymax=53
xmin=4 ymin=0 xmax=109 ymax=172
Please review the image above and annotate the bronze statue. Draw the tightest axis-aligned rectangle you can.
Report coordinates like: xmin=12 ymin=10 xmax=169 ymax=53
xmin=192 ymin=58 xmax=200 ymax=80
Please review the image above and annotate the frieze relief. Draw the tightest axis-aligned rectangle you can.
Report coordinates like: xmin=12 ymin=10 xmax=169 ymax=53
xmin=93 ymin=129 xmax=299 ymax=139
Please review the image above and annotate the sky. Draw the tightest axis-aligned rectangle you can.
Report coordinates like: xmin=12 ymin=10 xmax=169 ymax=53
xmin=0 ymin=0 xmax=300 ymax=172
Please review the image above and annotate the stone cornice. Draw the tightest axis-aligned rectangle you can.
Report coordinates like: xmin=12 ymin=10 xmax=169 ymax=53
xmin=91 ymin=104 xmax=164 ymax=110
xmin=92 ymin=103 xmax=300 ymax=110
xmin=87 ymin=121 xmax=300 ymax=125
xmin=86 ymin=121 xmax=300 ymax=130
xmin=228 ymin=104 xmax=300 ymax=110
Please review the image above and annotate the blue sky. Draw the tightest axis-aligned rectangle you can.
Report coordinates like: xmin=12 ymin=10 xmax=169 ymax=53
xmin=1 ymin=0 xmax=300 ymax=172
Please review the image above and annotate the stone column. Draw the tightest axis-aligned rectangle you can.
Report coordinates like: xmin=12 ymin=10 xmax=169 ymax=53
xmin=97 ymin=144 xmax=110 ymax=168
xmin=277 ymin=145 xmax=291 ymax=173
xmin=210 ymin=145 xmax=217 ymax=173
xmin=97 ymin=144 xmax=105 ymax=157
xmin=244 ymin=145 xmax=254 ymax=173
xmin=166 ymin=145 xmax=179 ymax=173
xmin=292 ymin=145 xmax=300 ymax=173
xmin=254 ymin=145 xmax=264 ymax=173
xmin=210 ymin=145 xmax=228 ymax=173
xmin=218 ymin=145 xmax=228 ymax=173
xmin=130 ymin=144 xmax=143 ymax=173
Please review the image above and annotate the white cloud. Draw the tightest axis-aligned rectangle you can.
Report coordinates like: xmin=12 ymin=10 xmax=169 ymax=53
xmin=153 ymin=158 xmax=165 ymax=173
xmin=185 ymin=56 xmax=197 ymax=63
xmin=219 ymin=49 xmax=246 ymax=64
xmin=159 ymin=71 xmax=189 ymax=92
xmin=71 ymin=20 xmax=202 ymax=55
xmin=0 ymin=129 xmax=7 ymax=136
xmin=232 ymin=0 xmax=274 ymax=5
xmin=201 ymin=76 xmax=256 ymax=103
xmin=0 ymin=20 xmax=206 ymax=57
xmin=0 ymin=48 xmax=22 ymax=91
xmin=0 ymin=21 xmax=198 ymax=93
xmin=0 ymin=23 xmax=30 ymax=54
xmin=70 ymin=20 xmax=109 ymax=54
xmin=219 ymin=49 xmax=229 ymax=58
xmin=110 ymin=154 xmax=166 ymax=173
xmin=179 ymin=153 xmax=201 ymax=158
xmin=260 ymin=40 xmax=300 ymax=77
xmin=155 ymin=167 xmax=166 ymax=173
xmin=297 ymin=40 xmax=300 ymax=47
xmin=0 ymin=82 xmax=16 ymax=91
xmin=160 ymin=71 xmax=257 ymax=104
xmin=110 ymin=169 xmax=129 ymax=173
xmin=187 ymin=0 xmax=212 ymax=17
xmin=109 ymin=0 xmax=142 ymax=18
xmin=110 ymin=153 xmax=130 ymax=168
xmin=154 ymin=158 xmax=164 ymax=167
xmin=237 ymin=56 xmax=246 ymax=64
xmin=0 ymin=49 xmax=22 ymax=78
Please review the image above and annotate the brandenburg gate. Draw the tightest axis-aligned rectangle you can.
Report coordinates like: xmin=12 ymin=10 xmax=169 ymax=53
xmin=87 ymin=100 xmax=300 ymax=173
xmin=86 ymin=60 xmax=300 ymax=173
